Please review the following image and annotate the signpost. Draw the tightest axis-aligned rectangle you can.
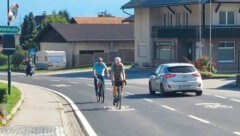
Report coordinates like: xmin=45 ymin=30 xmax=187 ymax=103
xmin=0 ymin=26 xmax=21 ymax=34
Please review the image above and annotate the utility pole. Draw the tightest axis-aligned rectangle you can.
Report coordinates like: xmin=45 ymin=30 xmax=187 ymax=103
xmin=209 ymin=0 xmax=212 ymax=72
xmin=7 ymin=0 xmax=12 ymax=95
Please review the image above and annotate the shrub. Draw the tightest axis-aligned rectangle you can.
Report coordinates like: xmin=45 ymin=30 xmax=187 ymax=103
xmin=200 ymin=71 xmax=214 ymax=78
xmin=0 ymin=88 xmax=7 ymax=103
xmin=184 ymin=55 xmax=217 ymax=74
xmin=11 ymin=45 xmax=27 ymax=68
xmin=0 ymin=53 xmax=7 ymax=66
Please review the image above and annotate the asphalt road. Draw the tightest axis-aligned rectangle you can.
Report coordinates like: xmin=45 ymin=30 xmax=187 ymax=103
xmin=0 ymin=69 xmax=240 ymax=136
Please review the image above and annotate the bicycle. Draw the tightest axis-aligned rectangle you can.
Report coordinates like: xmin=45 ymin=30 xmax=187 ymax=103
xmin=113 ymin=80 xmax=126 ymax=109
xmin=96 ymin=78 xmax=105 ymax=103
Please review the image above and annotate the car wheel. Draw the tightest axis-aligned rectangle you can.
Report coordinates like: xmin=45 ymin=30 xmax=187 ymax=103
xmin=149 ymin=81 xmax=155 ymax=95
xmin=195 ymin=91 xmax=202 ymax=96
xmin=160 ymin=84 xmax=165 ymax=97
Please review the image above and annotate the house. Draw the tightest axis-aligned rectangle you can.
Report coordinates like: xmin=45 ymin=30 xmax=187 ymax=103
xmin=35 ymin=23 xmax=134 ymax=68
xmin=122 ymin=0 xmax=240 ymax=71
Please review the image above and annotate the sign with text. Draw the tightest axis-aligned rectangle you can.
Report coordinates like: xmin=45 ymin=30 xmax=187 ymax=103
xmin=0 ymin=26 xmax=21 ymax=34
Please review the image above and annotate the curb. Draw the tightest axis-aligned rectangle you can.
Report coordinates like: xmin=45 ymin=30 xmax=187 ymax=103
xmin=0 ymin=81 xmax=24 ymax=125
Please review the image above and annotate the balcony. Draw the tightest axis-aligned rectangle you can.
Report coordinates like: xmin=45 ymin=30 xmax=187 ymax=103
xmin=152 ymin=26 xmax=240 ymax=39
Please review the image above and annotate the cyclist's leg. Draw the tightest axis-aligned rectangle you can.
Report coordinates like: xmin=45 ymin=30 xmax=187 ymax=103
xmin=97 ymin=75 xmax=104 ymax=94
xmin=94 ymin=76 xmax=98 ymax=93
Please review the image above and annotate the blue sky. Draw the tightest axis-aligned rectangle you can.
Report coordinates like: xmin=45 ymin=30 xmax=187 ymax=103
xmin=0 ymin=0 xmax=133 ymax=25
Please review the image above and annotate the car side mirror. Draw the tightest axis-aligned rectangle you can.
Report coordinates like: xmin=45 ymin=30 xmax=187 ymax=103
xmin=151 ymin=72 xmax=156 ymax=76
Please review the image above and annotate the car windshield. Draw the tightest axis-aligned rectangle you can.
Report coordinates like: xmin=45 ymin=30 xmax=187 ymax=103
xmin=167 ymin=66 xmax=196 ymax=73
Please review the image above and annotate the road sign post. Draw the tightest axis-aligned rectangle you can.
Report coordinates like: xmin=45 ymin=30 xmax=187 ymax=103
xmin=0 ymin=26 xmax=21 ymax=34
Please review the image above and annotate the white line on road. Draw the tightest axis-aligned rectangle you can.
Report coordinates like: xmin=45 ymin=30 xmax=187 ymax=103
xmin=214 ymin=95 xmax=226 ymax=99
xmin=233 ymin=132 xmax=240 ymax=135
xmin=161 ymin=105 xmax=176 ymax=111
xmin=69 ymin=82 xmax=79 ymax=84
xmin=231 ymin=99 xmax=240 ymax=103
xmin=50 ymin=79 xmax=60 ymax=82
xmin=188 ymin=115 xmax=210 ymax=124
xmin=87 ymin=84 xmax=94 ymax=87
xmin=144 ymin=98 xmax=153 ymax=102
xmin=32 ymin=77 xmax=41 ymax=80
xmin=125 ymin=92 xmax=134 ymax=95
xmin=106 ymin=88 xmax=112 ymax=90
xmin=204 ymin=93 xmax=211 ymax=95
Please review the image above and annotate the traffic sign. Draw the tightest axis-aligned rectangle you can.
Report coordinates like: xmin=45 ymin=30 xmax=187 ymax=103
xmin=2 ymin=34 xmax=15 ymax=55
xmin=28 ymin=48 xmax=36 ymax=56
xmin=0 ymin=26 xmax=21 ymax=34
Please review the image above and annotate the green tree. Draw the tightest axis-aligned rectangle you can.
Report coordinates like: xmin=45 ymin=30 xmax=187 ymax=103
xmin=102 ymin=10 xmax=114 ymax=17
xmin=11 ymin=45 xmax=27 ymax=68
xmin=41 ymin=15 xmax=68 ymax=29
xmin=20 ymin=12 xmax=38 ymax=50
xmin=58 ymin=10 xmax=70 ymax=21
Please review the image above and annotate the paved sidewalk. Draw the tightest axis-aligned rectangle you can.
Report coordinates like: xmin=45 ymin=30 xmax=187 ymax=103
xmin=0 ymin=82 xmax=84 ymax=136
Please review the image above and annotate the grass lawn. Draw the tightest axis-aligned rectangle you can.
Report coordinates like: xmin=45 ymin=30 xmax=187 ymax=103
xmin=0 ymin=65 xmax=25 ymax=72
xmin=0 ymin=82 xmax=21 ymax=114
xmin=213 ymin=73 xmax=237 ymax=78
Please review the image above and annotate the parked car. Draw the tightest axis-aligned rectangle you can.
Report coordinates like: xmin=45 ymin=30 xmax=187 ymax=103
xmin=149 ymin=63 xmax=203 ymax=96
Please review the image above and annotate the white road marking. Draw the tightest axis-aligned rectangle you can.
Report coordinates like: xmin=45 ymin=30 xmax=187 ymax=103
xmin=204 ymin=93 xmax=211 ymax=95
xmin=69 ymin=82 xmax=79 ymax=84
xmin=196 ymin=103 xmax=232 ymax=109
xmin=161 ymin=105 xmax=176 ymax=111
xmin=144 ymin=98 xmax=153 ymax=102
xmin=214 ymin=95 xmax=226 ymax=99
xmin=231 ymin=99 xmax=240 ymax=103
xmin=188 ymin=115 xmax=210 ymax=124
xmin=125 ymin=92 xmax=134 ymax=95
xmin=104 ymin=105 xmax=135 ymax=112
xmin=234 ymin=132 xmax=240 ymax=135
xmin=32 ymin=77 xmax=41 ymax=80
xmin=105 ymin=82 xmax=112 ymax=85
xmin=51 ymin=84 xmax=71 ymax=87
xmin=105 ymin=88 xmax=112 ymax=91
xmin=50 ymin=79 xmax=60 ymax=82
xmin=87 ymin=84 xmax=94 ymax=87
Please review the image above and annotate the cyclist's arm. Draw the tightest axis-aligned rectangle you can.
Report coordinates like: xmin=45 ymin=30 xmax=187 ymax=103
xmin=104 ymin=63 xmax=109 ymax=77
xmin=110 ymin=63 xmax=115 ymax=81
xmin=122 ymin=64 xmax=126 ymax=80
xmin=93 ymin=64 xmax=97 ymax=77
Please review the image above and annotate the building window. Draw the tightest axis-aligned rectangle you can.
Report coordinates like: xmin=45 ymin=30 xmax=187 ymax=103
xmin=167 ymin=13 xmax=173 ymax=26
xmin=219 ymin=11 xmax=235 ymax=25
xmin=183 ymin=12 xmax=189 ymax=26
xmin=161 ymin=14 xmax=167 ymax=26
xmin=138 ymin=43 xmax=147 ymax=57
xmin=154 ymin=41 xmax=175 ymax=61
xmin=176 ymin=13 xmax=181 ymax=26
xmin=218 ymin=41 xmax=235 ymax=62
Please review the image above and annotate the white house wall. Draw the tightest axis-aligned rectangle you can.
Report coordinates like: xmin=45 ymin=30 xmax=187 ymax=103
xmin=134 ymin=8 xmax=151 ymax=66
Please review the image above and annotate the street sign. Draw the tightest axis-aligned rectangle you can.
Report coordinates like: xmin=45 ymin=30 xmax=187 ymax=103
xmin=28 ymin=48 xmax=36 ymax=56
xmin=0 ymin=26 xmax=21 ymax=34
xmin=2 ymin=34 xmax=15 ymax=55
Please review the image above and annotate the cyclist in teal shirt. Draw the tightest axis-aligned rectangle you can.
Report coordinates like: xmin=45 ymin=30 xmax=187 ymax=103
xmin=93 ymin=57 xmax=109 ymax=94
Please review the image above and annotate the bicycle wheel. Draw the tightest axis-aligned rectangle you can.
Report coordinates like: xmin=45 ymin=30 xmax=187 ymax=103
xmin=97 ymin=87 xmax=100 ymax=102
xmin=101 ymin=85 xmax=105 ymax=103
xmin=118 ymin=88 xmax=122 ymax=109
xmin=115 ymin=87 xmax=122 ymax=109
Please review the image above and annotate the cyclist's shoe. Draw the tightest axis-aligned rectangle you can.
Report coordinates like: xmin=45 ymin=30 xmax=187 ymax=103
xmin=113 ymin=97 xmax=116 ymax=106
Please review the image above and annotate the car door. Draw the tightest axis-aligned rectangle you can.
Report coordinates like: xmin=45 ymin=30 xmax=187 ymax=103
xmin=151 ymin=66 xmax=161 ymax=91
xmin=155 ymin=66 xmax=165 ymax=91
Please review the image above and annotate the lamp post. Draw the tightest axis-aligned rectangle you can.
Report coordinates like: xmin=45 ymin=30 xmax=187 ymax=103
xmin=209 ymin=0 xmax=212 ymax=72
xmin=199 ymin=0 xmax=202 ymax=57
xmin=7 ymin=0 xmax=12 ymax=95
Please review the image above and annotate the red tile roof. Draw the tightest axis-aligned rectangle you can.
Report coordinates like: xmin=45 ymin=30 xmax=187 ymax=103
xmin=71 ymin=17 xmax=125 ymax=24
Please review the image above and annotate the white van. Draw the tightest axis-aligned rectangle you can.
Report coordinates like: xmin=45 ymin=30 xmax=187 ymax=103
xmin=35 ymin=51 xmax=66 ymax=70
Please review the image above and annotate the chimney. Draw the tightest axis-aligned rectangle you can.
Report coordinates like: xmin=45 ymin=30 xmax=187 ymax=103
xmin=43 ymin=11 xmax=46 ymax=16
xmin=98 ymin=12 xmax=104 ymax=17
xmin=52 ymin=10 xmax=56 ymax=15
